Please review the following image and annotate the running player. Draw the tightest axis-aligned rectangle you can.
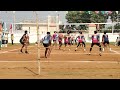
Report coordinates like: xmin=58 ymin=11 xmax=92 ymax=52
xmin=89 ymin=31 xmax=102 ymax=56
xmin=102 ymin=31 xmax=111 ymax=51
xmin=75 ymin=31 xmax=86 ymax=51
xmin=20 ymin=30 xmax=29 ymax=54
xmin=43 ymin=32 xmax=52 ymax=58
xmin=52 ymin=31 xmax=58 ymax=48
xmin=63 ymin=34 xmax=71 ymax=51
xmin=58 ymin=33 xmax=63 ymax=49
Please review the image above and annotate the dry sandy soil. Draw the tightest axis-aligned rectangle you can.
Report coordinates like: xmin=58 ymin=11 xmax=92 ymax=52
xmin=0 ymin=43 xmax=120 ymax=79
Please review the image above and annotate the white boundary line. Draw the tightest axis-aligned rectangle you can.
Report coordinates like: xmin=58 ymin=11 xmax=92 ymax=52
xmin=0 ymin=46 xmax=34 ymax=54
xmin=0 ymin=60 xmax=119 ymax=64
xmin=110 ymin=49 xmax=119 ymax=54
xmin=1 ymin=52 xmax=120 ymax=55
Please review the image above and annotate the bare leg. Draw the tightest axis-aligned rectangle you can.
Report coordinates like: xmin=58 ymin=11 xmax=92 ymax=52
xmin=20 ymin=44 xmax=24 ymax=53
xmin=25 ymin=43 xmax=29 ymax=54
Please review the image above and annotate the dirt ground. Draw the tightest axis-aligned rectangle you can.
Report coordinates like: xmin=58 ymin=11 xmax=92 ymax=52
xmin=0 ymin=43 xmax=120 ymax=79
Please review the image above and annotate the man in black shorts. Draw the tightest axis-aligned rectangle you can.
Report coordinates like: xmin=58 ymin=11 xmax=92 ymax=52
xmin=43 ymin=32 xmax=52 ymax=58
xmin=89 ymin=31 xmax=102 ymax=56
xmin=20 ymin=30 xmax=29 ymax=54
xmin=102 ymin=31 xmax=111 ymax=51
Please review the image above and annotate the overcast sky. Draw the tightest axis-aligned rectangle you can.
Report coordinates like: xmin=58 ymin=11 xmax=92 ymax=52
xmin=0 ymin=11 xmax=68 ymax=24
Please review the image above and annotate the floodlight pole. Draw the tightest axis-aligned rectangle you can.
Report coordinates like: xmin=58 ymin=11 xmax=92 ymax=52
xmin=34 ymin=11 xmax=41 ymax=75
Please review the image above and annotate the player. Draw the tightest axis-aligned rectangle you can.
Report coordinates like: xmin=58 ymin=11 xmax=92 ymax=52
xmin=63 ymin=33 xmax=71 ymax=51
xmin=70 ymin=34 xmax=74 ymax=45
xmin=117 ymin=34 xmax=120 ymax=46
xmin=43 ymin=32 xmax=52 ymax=58
xmin=58 ymin=33 xmax=63 ymax=50
xmin=20 ymin=30 xmax=29 ymax=54
xmin=75 ymin=31 xmax=86 ymax=51
xmin=89 ymin=31 xmax=102 ymax=56
xmin=52 ymin=31 xmax=58 ymax=48
xmin=102 ymin=31 xmax=111 ymax=51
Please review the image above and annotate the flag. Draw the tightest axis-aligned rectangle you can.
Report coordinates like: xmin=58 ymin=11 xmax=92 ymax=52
xmin=9 ymin=24 xmax=13 ymax=34
xmin=2 ymin=22 xmax=5 ymax=32
xmin=95 ymin=11 xmax=99 ymax=14
xmin=0 ymin=23 xmax=2 ymax=32
xmin=88 ymin=11 xmax=91 ymax=14
xmin=116 ymin=11 xmax=118 ymax=14
xmin=108 ymin=11 xmax=112 ymax=14
xmin=105 ymin=11 xmax=109 ymax=14
xmin=101 ymin=11 xmax=105 ymax=14
xmin=10 ymin=24 xmax=12 ymax=29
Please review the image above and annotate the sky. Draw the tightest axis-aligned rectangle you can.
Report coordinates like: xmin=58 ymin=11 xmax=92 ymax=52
xmin=0 ymin=11 xmax=68 ymax=24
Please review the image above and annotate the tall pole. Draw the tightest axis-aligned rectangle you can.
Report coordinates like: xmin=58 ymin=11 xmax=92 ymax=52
xmin=55 ymin=11 xmax=59 ymax=32
xmin=47 ymin=15 xmax=50 ymax=32
xmin=34 ymin=11 xmax=41 ymax=75
xmin=13 ymin=11 xmax=15 ymax=34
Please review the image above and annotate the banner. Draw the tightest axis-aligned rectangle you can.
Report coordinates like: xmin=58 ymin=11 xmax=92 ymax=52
xmin=0 ymin=23 xmax=2 ymax=32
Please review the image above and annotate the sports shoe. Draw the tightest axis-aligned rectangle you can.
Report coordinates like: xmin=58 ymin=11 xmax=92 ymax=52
xmin=99 ymin=52 xmax=102 ymax=56
xmin=25 ymin=51 xmax=29 ymax=54
xmin=84 ymin=49 xmax=86 ymax=51
xmin=109 ymin=48 xmax=111 ymax=51
xmin=88 ymin=53 xmax=91 ymax=55
xmin=20 ymin=49 xmax=23 ymax=53
xmin=103 ymin=48 xmax=104 ymax=51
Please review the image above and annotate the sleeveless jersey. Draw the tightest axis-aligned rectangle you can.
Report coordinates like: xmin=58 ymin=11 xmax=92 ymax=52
xmin=103 ymin=34 xmax=109 ymax=42
xmin=53 ymin=34 xmax=57 ymax=40
xmin=64 ymin=36 xmax=68 ymax=43
xmin=92 ymin=34 xmax=99 ymax=43
xmin=77 ymin=35 xmax=84 ymax=43
xmin=58 ymin=34 xmax=63 ymax=42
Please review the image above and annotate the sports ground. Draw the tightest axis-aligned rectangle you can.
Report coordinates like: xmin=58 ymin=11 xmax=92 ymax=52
xmin=0 ymin=43 xmax=120 ymax=79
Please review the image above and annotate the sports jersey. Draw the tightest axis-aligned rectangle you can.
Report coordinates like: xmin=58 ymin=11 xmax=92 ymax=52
xmin=103 ymin=34 xmax=109 ymax=42
xmin=92 ymin=34 xmax=99 ymax=43
xmin=77 ymin=35 xmax=85 ymax=43
xmin=53 ymin=33 xmax=57 ymax=41
xmin=43 ymin=35 xmax=51 ymax=44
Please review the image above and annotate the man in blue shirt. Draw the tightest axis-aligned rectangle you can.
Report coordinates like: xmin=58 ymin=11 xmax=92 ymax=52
xmin=43 ymin=32 xmax=52 ymax=58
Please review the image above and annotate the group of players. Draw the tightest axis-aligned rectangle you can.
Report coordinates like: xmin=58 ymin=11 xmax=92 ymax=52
xmin=19 ymin=30 xmax=120 ymax=58
xmin=41 ymin=30 xmax=120 ymax=58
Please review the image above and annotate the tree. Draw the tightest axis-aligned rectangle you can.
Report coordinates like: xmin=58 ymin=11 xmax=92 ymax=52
xmin=65 ymin=11 xmax=108 ymax=29
xmin=90 ymin=11 xmax=107 ymax=23
xmin=109 ymin=11 xmax=117 ymax=22
xmin=65 ymin=11 xmax=82 ymax=23
xmin=66 ymin=11 xmax=108 ymax=23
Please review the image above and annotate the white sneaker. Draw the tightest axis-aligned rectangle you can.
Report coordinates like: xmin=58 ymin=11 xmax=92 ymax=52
xmin=103 ymin=48 xmax=104 ymax=51
xmin=109 ymin=48 xmax=111 ymax=51
xmin=88 ymin=53 xmax=91 ymax=55
xmin=84 ymin=49 xmax=86 ymax=51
